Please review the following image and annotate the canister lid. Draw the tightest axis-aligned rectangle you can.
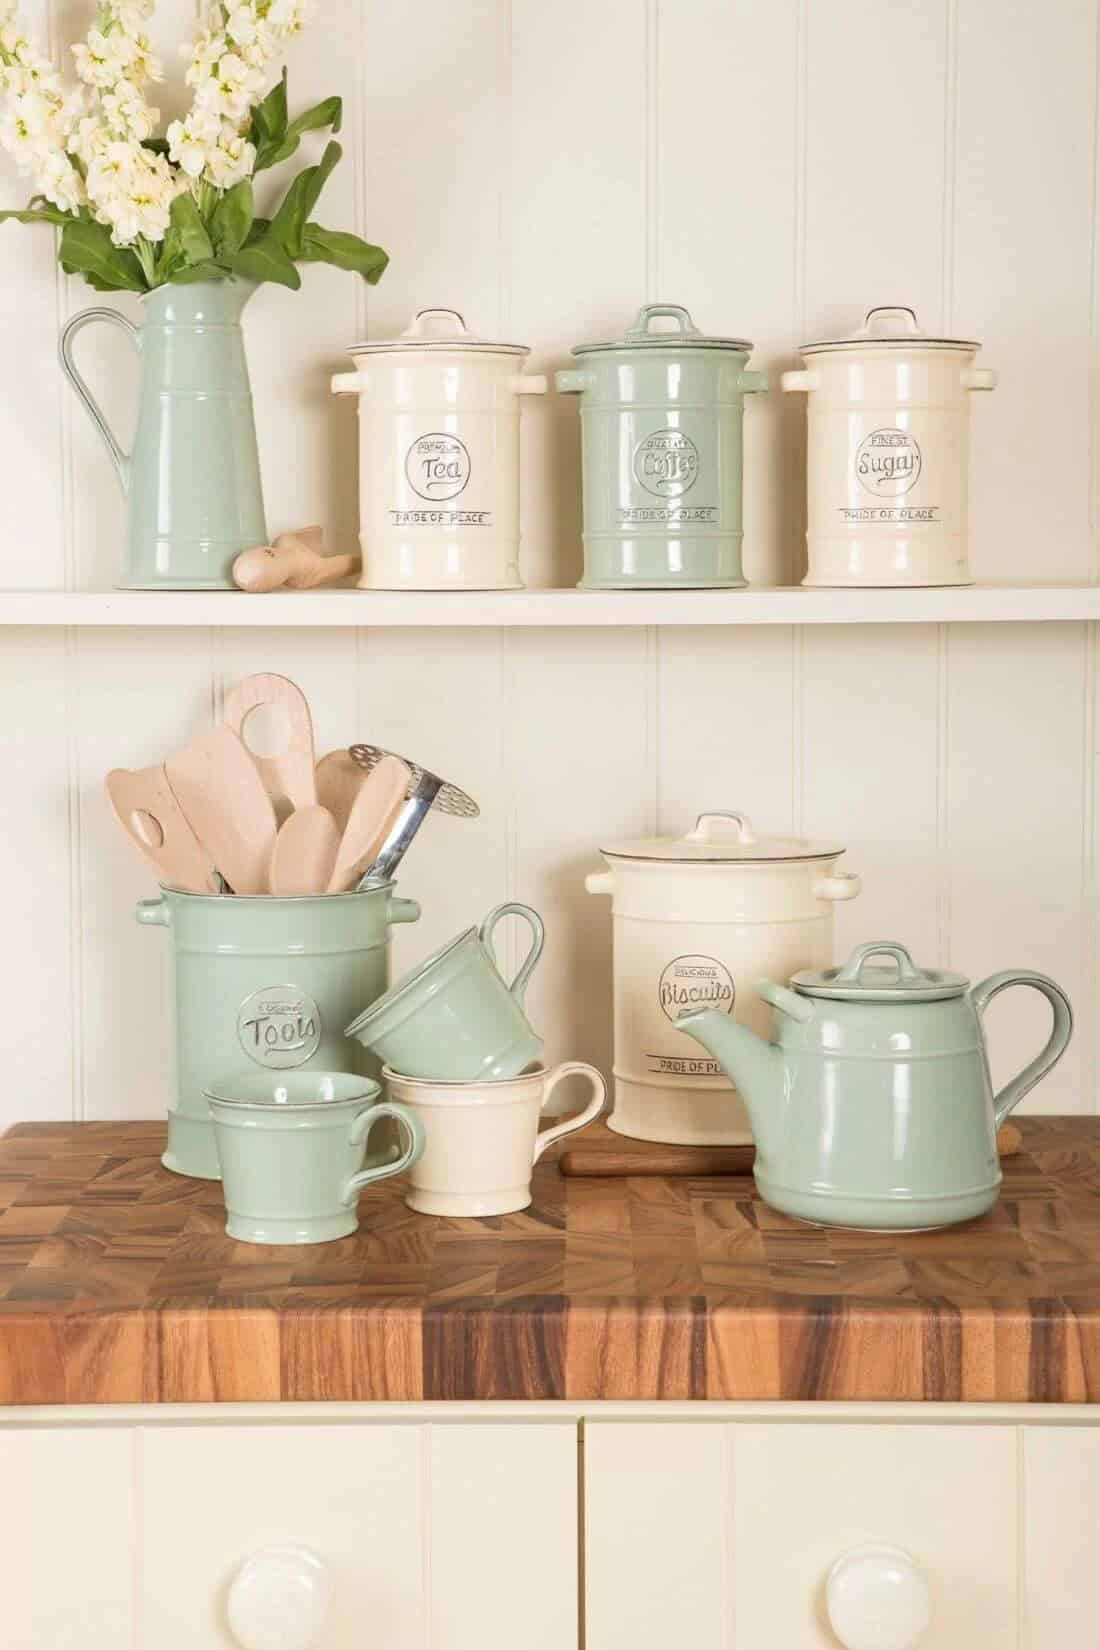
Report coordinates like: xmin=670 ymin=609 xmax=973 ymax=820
xmin=799 ymin=305 xmax=980 ymax=356
xmin=791 ymin=941 xmax=969 ymax=1001
xmin=572 ymin=303 xmax=753 ymax=357
xmin=348 ymin=307 xmax=530 ymax=358
xmin=600 ymin=811 xmax=843 ymax=863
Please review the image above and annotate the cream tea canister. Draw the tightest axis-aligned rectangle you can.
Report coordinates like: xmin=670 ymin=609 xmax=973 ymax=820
xmin=584 ymin=812 xmax=860 ymax=1145
xmin=782 ymin=306 xmax=996 ymax=587
xmin=331 ymin=308 xmax=546 ymax=590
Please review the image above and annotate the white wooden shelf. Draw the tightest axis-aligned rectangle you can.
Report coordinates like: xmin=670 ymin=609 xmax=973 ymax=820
xmin=0 ymin=583 xmax=1098 ymax=627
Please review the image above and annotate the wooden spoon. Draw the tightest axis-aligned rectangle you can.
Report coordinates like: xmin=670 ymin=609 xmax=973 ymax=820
xmin=105 ymin=765 xmax=221 ymax=894
xmin=223 ymin=673 xmax=317 ymax=817
xmin=166 ymin=726 xmax=278 ymax=897
xmin=269 ymin=804 xmax=341 ymax=896
xmin=327 ymin=755 xmax=411 ymax=893
xmin=315 ymin=749 xmax=365 ymax=832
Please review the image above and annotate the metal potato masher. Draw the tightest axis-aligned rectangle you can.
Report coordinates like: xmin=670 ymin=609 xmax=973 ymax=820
xmin=348 ymin=743 xmax=479 ymax=886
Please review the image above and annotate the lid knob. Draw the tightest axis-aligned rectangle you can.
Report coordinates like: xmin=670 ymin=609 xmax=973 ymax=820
xmin=862 ymin=306 xmax=921 ymax=338
xmin=834 ymin=942 xmax=923 ymax=988
xmin=402 ymin=307 xmax=469 ymax=340
xmin=625 ymin=303 xmax=701 ymax=340
xmin=683 ymin=811 xmax=758 ymax=846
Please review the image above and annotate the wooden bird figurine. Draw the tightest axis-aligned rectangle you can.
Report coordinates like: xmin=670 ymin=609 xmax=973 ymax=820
xmin=232 ymin=527 xmax=360 ymax=592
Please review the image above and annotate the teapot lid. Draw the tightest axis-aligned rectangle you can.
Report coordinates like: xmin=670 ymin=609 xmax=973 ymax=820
xmin=600 ymin=811 xmax=843 ymax=864
xmin=348 ymin=306 xmax=530 ymax=358
xmin=799 ymin=305 xmax=980 ymax=356
xmin=791 ymin=941 xmax=969 ymax=1002
xmin=573 ymin=302 xmax=753 ymax=357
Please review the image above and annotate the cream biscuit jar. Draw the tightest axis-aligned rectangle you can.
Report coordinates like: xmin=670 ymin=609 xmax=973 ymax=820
xmin=782 ymin=306 xmax=996 ymax=586
xmin=331 ymin=308 xmax=546 ymax=589
xmin=584 ymin=812 xmax=860 ymax=1144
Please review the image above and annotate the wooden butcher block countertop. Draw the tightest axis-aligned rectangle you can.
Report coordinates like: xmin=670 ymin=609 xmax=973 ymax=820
xmin=3 ymin=1116 xmax=1100 ymax=1405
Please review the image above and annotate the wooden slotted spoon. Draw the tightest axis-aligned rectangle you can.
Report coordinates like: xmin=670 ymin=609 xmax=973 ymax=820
xmin=105 ymin=765 xmax=221 ymax=894
xmin=223 ymin=673 xmax=317 ymax=818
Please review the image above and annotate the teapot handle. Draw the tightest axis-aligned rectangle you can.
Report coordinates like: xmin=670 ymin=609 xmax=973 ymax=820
xmin=970 ymin=971 xmax=1073 ymax=1127
xmin=59 ymin=306 xmax=138 ymax=494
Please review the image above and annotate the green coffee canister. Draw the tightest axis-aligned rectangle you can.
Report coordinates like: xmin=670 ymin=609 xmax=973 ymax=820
xmin=555 ymin=303 xmax=767 ymax=589
xmin=137 ymin=884 xmax=421 ymax=1179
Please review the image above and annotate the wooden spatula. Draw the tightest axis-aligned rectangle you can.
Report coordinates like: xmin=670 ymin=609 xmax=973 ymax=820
xmin=315 ymin=749 xmax=366 ymax=832
xmin=269 ymin=804 xmax=341 ymax=896
xmin=223 ymin=673 xmax=317 ymax=817
xmin=327 ymin=755 xmax=411 ymax=893
xmin=105 ymin=765 xmax=221 ymax=894
xmin=166 ymin=726 xmax=278 ymax=897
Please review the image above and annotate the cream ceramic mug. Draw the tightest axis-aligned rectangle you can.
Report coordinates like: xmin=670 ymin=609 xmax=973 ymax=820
xmin=385 ymin=1062 xmax=606 ymax=1216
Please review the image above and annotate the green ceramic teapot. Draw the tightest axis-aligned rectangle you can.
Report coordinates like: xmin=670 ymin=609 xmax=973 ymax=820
xmin=677 ymin=941 xmax=1073 ymax=1230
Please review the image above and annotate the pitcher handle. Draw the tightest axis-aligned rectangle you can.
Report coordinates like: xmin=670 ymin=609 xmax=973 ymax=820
xmin=342 ymin=1101 xmax=424 ymax=1202
xmin=59 ymin=306 xmax=139 ymax=494
xmin=479 ymin=900 xmax=545 ymax=1006
xmin=533 ymin=1062 xmax=606 ymax=1161
xmin=970 ymin=970 xmax=1073 ymax=1127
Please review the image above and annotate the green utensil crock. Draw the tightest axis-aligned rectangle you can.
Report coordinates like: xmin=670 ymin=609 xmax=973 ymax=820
xmin=59 ymin=278 xmax=266 ymax=588
xmin=345 ymin=901 xmax=544 ymax=1081
xmin=206 ymin=1070 xmax=425 ymax=1245
xmin=137 ymin=883 xmax=421 ymax=1181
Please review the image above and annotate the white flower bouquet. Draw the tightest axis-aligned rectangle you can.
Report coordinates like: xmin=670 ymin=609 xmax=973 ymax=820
xmin=0 ymin=0 xmax=387 ymax=293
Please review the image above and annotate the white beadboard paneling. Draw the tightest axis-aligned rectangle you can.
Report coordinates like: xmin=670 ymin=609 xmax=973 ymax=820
xmin=0 ymin=632 xmax=73 ymax=1120
xmin=75 ymin=630 xmax=216 ymax=1120
xmin=656 ymin=0 xmax=801 ymax=586
xmin=801 ymin=626 xmax=942 ymax=961
xmin=954 ymin=0 xmax=1098 ymax=580
xmin=947 ymin=623 xmax=1088 ymax=1112
xmin=511 ymin=0 xmax=648 ymax=587
xmin=803 ymin=0 xmax=948 ymax=332
xmin=510 ymin=629 xmax=652 ymax=1085
xmin=356 ymin=628 xmax=508 ymax=977
xmin=585 ymin=1421 xmax=729 ymax=1650
xmin=657 ymin=626 xmax=797 ymax=832
xmin=429 ymin=1423 xmax=577 ymax=1650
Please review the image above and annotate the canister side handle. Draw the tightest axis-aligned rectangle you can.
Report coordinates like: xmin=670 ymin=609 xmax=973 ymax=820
xmin=555 ymin=369 xmax=595 ymax=394
xmin=135 ymin=895 xmax=169 ymax=927
xmin=511 ymin=374 xmax=547 ymax=394
xmin=781 ymin=369 xmax=820 ymax=392
xmin=584 ymin=870 xmax=613 ymax=896
xmin=737 ymin=369 xmax=769 ymax=394
xmin=961 ymin=367 xmax=997 ymax=392
xmin=331 ymin=371 xmax=361 ymax=394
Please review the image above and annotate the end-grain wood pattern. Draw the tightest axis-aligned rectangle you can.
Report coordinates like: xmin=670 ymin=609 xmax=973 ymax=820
xmin=3 ymin=1117 xmax=1100 ymax=1404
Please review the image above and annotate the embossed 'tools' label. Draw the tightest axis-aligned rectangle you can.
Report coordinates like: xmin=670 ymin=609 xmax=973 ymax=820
xmin=237 ymin=985 xmax=323 ymax=1069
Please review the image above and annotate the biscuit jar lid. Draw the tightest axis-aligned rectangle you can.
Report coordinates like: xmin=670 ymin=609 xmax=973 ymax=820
xmin=349 ymin=307 xmax=530 ymax=357
xmin=600 ymin=811 xmax=843 ymax=863
xmin=573 ymin=303 xmax=753 ymax=357
xmin=800 ymin=305 xmax=980 ymax=355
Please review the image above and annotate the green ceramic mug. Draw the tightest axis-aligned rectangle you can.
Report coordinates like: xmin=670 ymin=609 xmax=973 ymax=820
xmin=205 ymin=1070 xmax=425 ymax=1245
xmin=345 ymin=902 xmax=545 ymax=1081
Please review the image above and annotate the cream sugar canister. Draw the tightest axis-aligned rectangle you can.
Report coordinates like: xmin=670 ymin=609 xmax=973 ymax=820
xmin=331 ymin=307 xmax=546 ymax=590
xmin=584 ymin=812 xmax=860 ymax=1145
xmin=782 ymin=305 xmax=996 ymax=587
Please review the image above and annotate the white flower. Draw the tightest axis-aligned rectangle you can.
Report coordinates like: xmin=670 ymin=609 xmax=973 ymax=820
xmin=86 ymin=140 xmax=177 ymax=245
xmin=101 ymin=77 xmax=156 ymax=138
xmin=183 ymin=29 xmax=225 ymax=88
xmin=204 ymin=127 xmax=254 ymax=188
xmin=39 ymin=148 xmax=83 ymax=210
xmin=72 ymin=27 xmax=133 ymax=88
xmin=166 ymin=107 xmax=219 ymax=176
xmin=193 ymin=50 xmax=264 ymax=125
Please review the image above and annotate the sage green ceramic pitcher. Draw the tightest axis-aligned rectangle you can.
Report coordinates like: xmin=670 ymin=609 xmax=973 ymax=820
xmin=59 ymin=278 xmax=267 ymax=588
xmin=678 ymin=941 xmax=1073 ymax=1230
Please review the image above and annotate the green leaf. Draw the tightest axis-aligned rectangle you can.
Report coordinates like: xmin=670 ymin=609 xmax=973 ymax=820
xmin=210 ymin=179 xmax=254 ymax=258
xmin=58 ymin=219 xmax=146 ymax=292
xmin=300 ymin=223 xmax=388 ymax=284
xmin=228 ymin=237 xmax=301 ymax=289
xmin=244 ymin=215 xmax=271 ymax=246
xmin=171 ymin=260 xmax=231 ymax=284
xmin=0 ymin=201 xmax=74 ymax=227
xmin=168 ymin=191 xmax=214 ymax=264
xmin=268 ymin=139 xmax=341 ymax=258
xmin=142 ymin=137 xmax=170 ymax=157
xmin=253 ymin=91 xmax=342 ymax=173
xmin=250 ymin=67 xmax=288 ymax=147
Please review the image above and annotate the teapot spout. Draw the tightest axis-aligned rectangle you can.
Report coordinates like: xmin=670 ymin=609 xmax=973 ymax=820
xmin=676 ymin=1009 xmax=784 ymax=1153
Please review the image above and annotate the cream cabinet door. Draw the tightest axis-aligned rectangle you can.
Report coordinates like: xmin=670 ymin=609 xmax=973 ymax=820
xmin=140 ymin=1420 xmax=577 ymax=1650
xmin=1023 ymin=1425 xmax=1100 ymax=1647
xmin=0 ymin=1426 xmax=135 ymax=1649
xmin=586 ymin=1420 xmax=1018 ymax=1650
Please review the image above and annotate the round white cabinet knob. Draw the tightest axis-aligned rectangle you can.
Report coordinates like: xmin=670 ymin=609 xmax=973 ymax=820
xmin=227 ymin=1545 xmax=332 ymax=1650
xmin=826 ymin=1544 xmax=932 ymax=1650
